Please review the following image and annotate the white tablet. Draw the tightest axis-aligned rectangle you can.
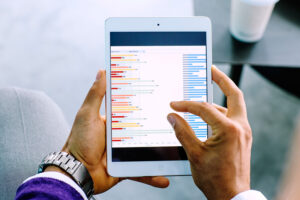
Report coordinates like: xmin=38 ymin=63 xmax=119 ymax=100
xmin=105 ymin=17 xmax=212 ymax=177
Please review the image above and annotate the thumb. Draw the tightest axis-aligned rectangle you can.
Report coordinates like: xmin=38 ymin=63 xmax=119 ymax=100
xmin=167 ymin=113 xmax=202 ymax=156
xmin=82 ymin=70 xmax=106 ymax=115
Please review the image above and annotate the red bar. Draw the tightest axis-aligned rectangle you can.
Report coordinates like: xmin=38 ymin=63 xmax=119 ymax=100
xmin=111 ymin=57 xmax=122 ymax=59
xmin=112 ymin=121 xmax=119 ymax=123
xmin=111 ymin=71 xmax=124 ymax=73
xmin=112 ymin=128 xmax=123 ymax=130
xmin=111 ymin=88 xmax=118 ymax=90
xmin=112 ymin=116 xmax=125 ymax=118
xmin=111 ymin=64 xmax=117 ymax=66
xmin=112 ymin=97 xmax=128 ymax=99
xmin=111 ymin=76 xmax=123 ymax=78
xmin=112 ymin=140 xmax=122 ymax=142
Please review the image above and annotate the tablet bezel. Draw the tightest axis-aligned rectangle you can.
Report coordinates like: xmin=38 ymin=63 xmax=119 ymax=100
xmin=105 ymin=17 xmax=212 ymax=177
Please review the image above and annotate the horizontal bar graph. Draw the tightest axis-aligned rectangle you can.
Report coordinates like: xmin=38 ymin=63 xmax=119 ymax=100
xmin=182 ymin=54 xmax=208 ymax=140
xmin=111 ymin=46 xmax=208 ymax=148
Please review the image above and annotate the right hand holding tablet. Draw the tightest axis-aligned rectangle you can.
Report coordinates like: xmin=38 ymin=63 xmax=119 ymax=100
xmin=167 ymin=66 xmax=252 ymax=200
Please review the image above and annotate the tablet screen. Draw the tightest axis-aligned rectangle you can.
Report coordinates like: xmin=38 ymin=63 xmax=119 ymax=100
xmin=110 ymin=32 xmax=207 ymax=161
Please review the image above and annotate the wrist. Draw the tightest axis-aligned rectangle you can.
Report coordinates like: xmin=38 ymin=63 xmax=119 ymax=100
xmin=205 ymin=185 xmax=250 ymax=200
xmin=44 ymin=165 xmax=73 ymax=180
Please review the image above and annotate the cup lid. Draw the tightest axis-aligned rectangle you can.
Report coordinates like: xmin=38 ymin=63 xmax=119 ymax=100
xmin=241 ymin=0 xmax=279 ymax=6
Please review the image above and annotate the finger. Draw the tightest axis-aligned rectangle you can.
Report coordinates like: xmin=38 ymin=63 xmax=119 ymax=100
xmin=129 ymin=176 xmax=169 ymax=188
xmin=213 ymin=103 xmax=228 ymax=115
xmin=167 ymin=113 xmax=202 ymax=155
xmin=170 ymin=101 xmax=228 ymax=127
xmin=82 ymin=70 xmax=106 ymax=115
xmin=212 ymin=65 xmax=247 ymax=118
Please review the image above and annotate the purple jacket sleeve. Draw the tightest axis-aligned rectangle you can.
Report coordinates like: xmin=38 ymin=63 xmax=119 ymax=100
xmin=15 ymin=177 xmax=84 ymax=200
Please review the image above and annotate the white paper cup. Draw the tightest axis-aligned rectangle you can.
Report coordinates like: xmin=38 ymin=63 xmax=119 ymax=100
xmin=230 ymin=0 xmax=279 ymax=43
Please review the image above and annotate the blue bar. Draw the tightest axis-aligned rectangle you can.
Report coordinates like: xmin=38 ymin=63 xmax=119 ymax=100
xmin=184 ymin=77 xmax=203 ymax=81
xmin=184 ymin=82 xmax=206 ymax=83
xmin=184 ymin=95 xmax=205 ymax=97
xmin=183 ymin=59 xmax=206 ymax=61
xmin=183 ymin=61 xmax=206 ymax=62
xmin=184 ymin=83 xmax=206 ymax=85
xmin=184 ymin=90 xmax=207 ymax=92
xmin=183 ymin=65 xmax=205 ymax=67
xmin=183 ymin=75 xmax=200 ymax=77
xmin=185 ymin=89 xmax=207 ymax=91
xmin=184 ymin=94 xmax=207 ymax=95
xmin=184 ymin=96 xmax=204 ymax=98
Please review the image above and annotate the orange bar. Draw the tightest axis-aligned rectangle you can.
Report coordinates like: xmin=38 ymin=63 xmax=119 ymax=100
xmin=113 ymin=137 xmax=132 ymax=139
xmin=112 ymin=111 xmax=132 ymax=113
xmin=111 ymin=66 xmax=129 ymax=68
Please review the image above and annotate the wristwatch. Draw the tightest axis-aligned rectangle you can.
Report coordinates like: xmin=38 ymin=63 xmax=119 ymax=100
xmin=38 ymin=151 xmax=94 ymax=199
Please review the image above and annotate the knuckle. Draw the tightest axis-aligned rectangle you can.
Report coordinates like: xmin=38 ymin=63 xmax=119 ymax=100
xmin=243 ymin=123 xmax=253 ymax=141
xmin=225 ymin=122 xmax=242 ymax=137
xmin=90 ymin=83 xmax=100 ymax=95
xmin=76 ymin=107 xmax=94 ymax=122
xmin=235 ymin=88 xmax=244 ymax=99
xmin=199 ymin=101 xmax=210 ymax=110
xmin=89 ymin=82 xmax=104 ymax=99
xmin=225 ymin=121 xmax=253 ymax=142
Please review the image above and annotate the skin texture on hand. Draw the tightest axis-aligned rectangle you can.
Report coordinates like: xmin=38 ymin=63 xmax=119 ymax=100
xmin=48 ymin=70 xmax=170 ymax=194
xmin=167 ymin=66 xmax=252 ymax=200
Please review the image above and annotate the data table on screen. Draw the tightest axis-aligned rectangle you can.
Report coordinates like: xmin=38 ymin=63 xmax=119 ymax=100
xmin=111 ymin=46 xmax=208 ymax=148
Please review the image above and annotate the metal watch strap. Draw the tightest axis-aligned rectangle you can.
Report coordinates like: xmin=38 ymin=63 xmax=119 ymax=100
xmin=38 ymin=152 xmax=94 ymax=199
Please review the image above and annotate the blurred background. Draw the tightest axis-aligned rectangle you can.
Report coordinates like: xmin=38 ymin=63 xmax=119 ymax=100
xmin=0 ymin=0 xmax=299 ymax=199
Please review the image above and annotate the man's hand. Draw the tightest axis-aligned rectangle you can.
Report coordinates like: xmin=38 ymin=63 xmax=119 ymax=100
xmin=167 ymin=66 xmax=252 ymax=200
xmin=57 ymin=70 xmax=169 ymax=194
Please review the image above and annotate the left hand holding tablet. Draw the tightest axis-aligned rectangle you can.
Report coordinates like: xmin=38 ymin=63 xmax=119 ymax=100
xmin=49 ymin=70 xmax=169 ymax=194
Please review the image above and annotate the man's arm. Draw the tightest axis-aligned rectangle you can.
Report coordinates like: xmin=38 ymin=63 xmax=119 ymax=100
xmin=16 ymin=172 xmax=86 ymax=200
xmin=15 ymin=70 xmax=169 ymax=199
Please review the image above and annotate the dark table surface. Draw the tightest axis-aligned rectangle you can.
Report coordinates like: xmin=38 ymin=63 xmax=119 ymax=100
xmin=194 ymin=0 xmax=300 ymax=68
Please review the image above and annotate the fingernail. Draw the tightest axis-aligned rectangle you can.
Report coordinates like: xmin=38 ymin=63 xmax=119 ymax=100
xmin=167 ymin=115 xmax=176 ymax=127
xmin=96 ymin=71 xmax=101 ymax=80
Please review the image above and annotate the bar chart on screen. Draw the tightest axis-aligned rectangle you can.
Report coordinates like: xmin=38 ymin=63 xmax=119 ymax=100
xmin=111 ymin=46 xmax=208 ymax=148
